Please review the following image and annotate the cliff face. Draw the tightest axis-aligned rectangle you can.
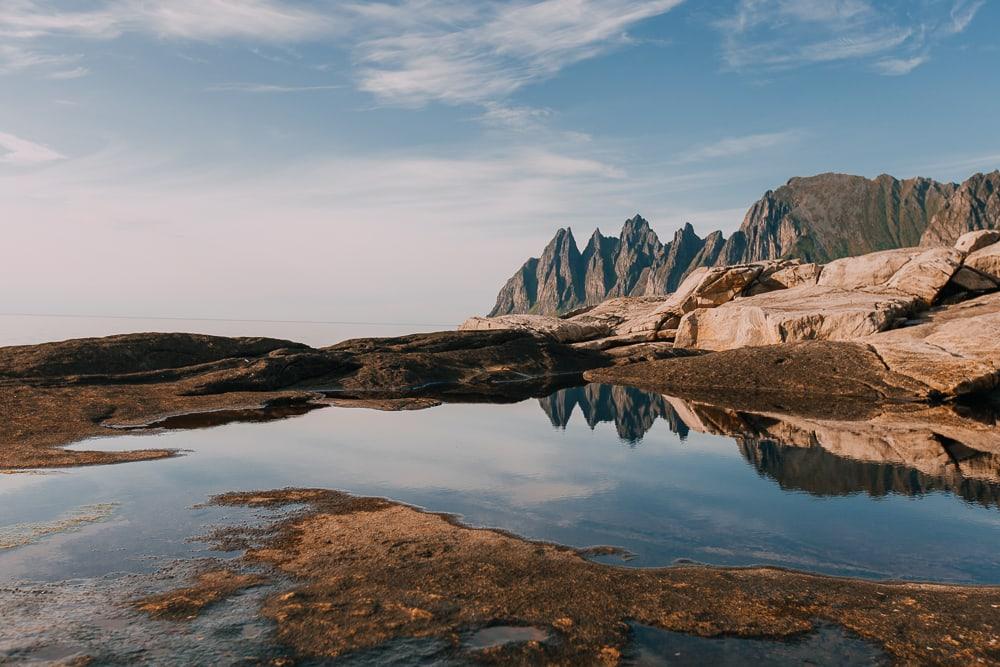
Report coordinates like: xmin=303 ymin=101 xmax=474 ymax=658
xmin=489 ymin=171 xmax=1000 ymax=316
xmin=920 ymin=171 xmax=1000 ymax=247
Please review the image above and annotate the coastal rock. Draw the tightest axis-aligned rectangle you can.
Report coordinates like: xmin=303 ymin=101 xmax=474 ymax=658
xmin=673 ymin=286 xmax=917 ymax=350
xmin=950 ymin=267 xmax=998 ymax=292
xmin=867 ymin=292 xmax=1000 ymax=395
xmin=745 ymin=262 xmax=821 ymax=295
xmin=954 ymin=229 xmax=1000 ymax=254
xmin=586 ymin=340 xmax=933 ymax=403
xmin=964 ymin=241 xmax=1000 ymax=282
xmin=882 ymin=246 xmax=963 ymax=305
xmin=459 ymin=314 xmax=609 ymax=343
xmin=816 ymin=248 xmax=920 ymax=290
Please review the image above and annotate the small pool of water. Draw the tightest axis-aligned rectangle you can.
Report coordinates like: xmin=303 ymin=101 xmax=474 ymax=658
xmin=1 ymin=382 xmax=999 ymax=663
xmin=3 ymin=384 xmax=1000 ymax=585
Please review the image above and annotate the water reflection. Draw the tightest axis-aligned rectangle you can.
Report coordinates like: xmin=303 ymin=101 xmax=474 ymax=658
xmin=539 ymin=384 xmax=688 ymax=444
xmin=541 ymin=385 xmax=1000 ymax=507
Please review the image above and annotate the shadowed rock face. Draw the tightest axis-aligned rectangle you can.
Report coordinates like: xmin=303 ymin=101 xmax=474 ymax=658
xmin=490 ymin=171 xmax=1000 ymax=316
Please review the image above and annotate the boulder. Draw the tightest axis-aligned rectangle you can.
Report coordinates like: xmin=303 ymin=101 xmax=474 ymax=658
xmin=745 ymin=262 xmax=821 ymax=295
xmin=458 ymin=314 xmax=610 ymax=343
xmin=817 ymin=248 xmax=919 ymax=290
xmin=867 ymin=292 xmax=1000 ymax=396
xmin=674 ymin=285 xmax=917 ymax=351
xmin=954 ymin=230 xmax=1000 ymax=254
xmin=611 ymin=262 xmax=802 ymax=336
xmin=964 ymin=242 xmax=1000 ymax=282
xmin=882 ymin=246 xmax=964 ymax=305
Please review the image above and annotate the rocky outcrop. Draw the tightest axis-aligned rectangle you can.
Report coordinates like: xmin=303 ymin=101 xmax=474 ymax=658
xmin=4 ymin=330 xmax=652 ymax=470
xmin=490 ymin=171 xmax=1000 ymax=316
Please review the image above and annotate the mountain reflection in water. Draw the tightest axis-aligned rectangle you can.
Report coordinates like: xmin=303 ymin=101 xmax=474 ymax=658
xmin=541 ymin=384 xmax=1000 ymax=507
xmin=538 ymin=384 xmax=689 ymax=444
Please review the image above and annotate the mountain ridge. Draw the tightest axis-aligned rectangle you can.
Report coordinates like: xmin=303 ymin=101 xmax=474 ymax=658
xmin=489 ymin=170 xmax=1000 ymax=316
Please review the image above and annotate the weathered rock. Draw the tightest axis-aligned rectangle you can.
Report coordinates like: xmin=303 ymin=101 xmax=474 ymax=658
xmin=1 ymin=330 xmax=614 ymax=469
xmin=745 ymin=261 xmax=821 ymax=295
xmin=611 ymin=261 xmax=803 ymax=336
xmin=459 ymin=314 xmax=610 ymax=343
xmin=817 ymin=248 xmax=919 ymax=290
xmin=867 ymin=292 xmax=1000 ymax=395
xmin=950 ymin=266 xmax=998 ymax=292
xmin=964 ymin=241 xmax=1000 ymax=282
xmin=674 ymin=286 xmax=917 ymax=350
xmin=954 ymin=229 xmax=1000 ymax=254
xmin=882 ymin=246 xmax=963 ymax=305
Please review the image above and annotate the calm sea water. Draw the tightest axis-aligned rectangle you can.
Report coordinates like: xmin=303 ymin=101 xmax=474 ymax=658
xmin=1 ymin=316 xmax=997 ymax=663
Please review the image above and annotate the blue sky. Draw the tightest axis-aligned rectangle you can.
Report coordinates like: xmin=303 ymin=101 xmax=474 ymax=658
xmin=0 ymin=0 xmax=997 ymax=324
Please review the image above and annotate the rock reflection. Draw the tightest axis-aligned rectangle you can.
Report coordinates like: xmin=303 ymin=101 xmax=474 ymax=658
xmin=538 ymin=384 xmax=688 ymax=443
xmin=541 ymin=383 xmax=1000 ymax=507
xmin=665 ymin=394 xmax=1000 ymax=508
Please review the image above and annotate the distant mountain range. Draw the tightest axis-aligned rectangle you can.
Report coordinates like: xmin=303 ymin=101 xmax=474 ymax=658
xmin=490 ymin=170 xmax=1000 ymax=316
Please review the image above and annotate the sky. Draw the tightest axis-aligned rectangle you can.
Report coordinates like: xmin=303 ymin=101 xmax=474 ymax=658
xmin=0 ymin=0 xmax=998 ymax=326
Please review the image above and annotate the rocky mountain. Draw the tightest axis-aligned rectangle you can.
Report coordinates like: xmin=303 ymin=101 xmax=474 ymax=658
xmin=489 ymin=170 xmax=1000 ymax=316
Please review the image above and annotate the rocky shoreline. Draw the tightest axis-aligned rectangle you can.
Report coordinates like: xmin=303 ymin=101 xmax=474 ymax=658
xmin=0 ymin=328 xmax=688 ymax=469
xmin=130 ymin=488 xmax=1000 ymax=666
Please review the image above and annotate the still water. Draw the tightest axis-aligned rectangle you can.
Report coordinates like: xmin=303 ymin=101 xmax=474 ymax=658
xmin=2 ymin=384 xmax=999 ymax=586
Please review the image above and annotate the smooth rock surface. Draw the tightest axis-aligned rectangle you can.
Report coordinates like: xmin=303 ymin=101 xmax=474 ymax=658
xmin=964 ymin=242 xmax=1000 ymax=282
xmin=954 ymin=229 xmax=1000 ymax=254
xmin=867 ymin=292 xmax=1000 ymax=395
xmin=817 ymin=249 xmax=920 ymax=290
xmin=882 ymin=246 xmax=963 ymax=305
xmin=674 ymin=286 xmax=917 ymax=350
xmin=459 ymin=314 xmax=610 ymax=343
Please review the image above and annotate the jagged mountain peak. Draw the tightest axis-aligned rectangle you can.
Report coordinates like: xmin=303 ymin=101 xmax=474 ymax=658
xmin=488 ymin=170 xmax=1000 ymax=316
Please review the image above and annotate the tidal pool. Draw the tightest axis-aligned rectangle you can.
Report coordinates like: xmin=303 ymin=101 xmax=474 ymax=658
xmin=1 ymin=382 xmax=998 ymax=662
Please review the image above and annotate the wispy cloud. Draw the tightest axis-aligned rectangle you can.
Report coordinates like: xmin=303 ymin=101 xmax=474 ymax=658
xmin=873 ymin=55 xmax=928 ymax=76
xmin=717 ymin=0 xmax=982 ymax=76
xmin=948 ymin=0 xmax=985 ymax=34
xmin=0 ymin=131 xmax=65 ymax=165
xmin=677 ymin=130 xmax=803 ymax=163
xmin=0 ymin=0 xmax=681 ymax=122
xmin=0 ymin=0 xmax=334 ymax=41
xmin=354 ymin=0 xmax=685 ymax=107
xmin=477 ymin=103 xmax=554 ymax=131
xmin=206 ymin=82 xmax=342 ymax=93
xmin=45 ymin=65 xmax=89 ymax=79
